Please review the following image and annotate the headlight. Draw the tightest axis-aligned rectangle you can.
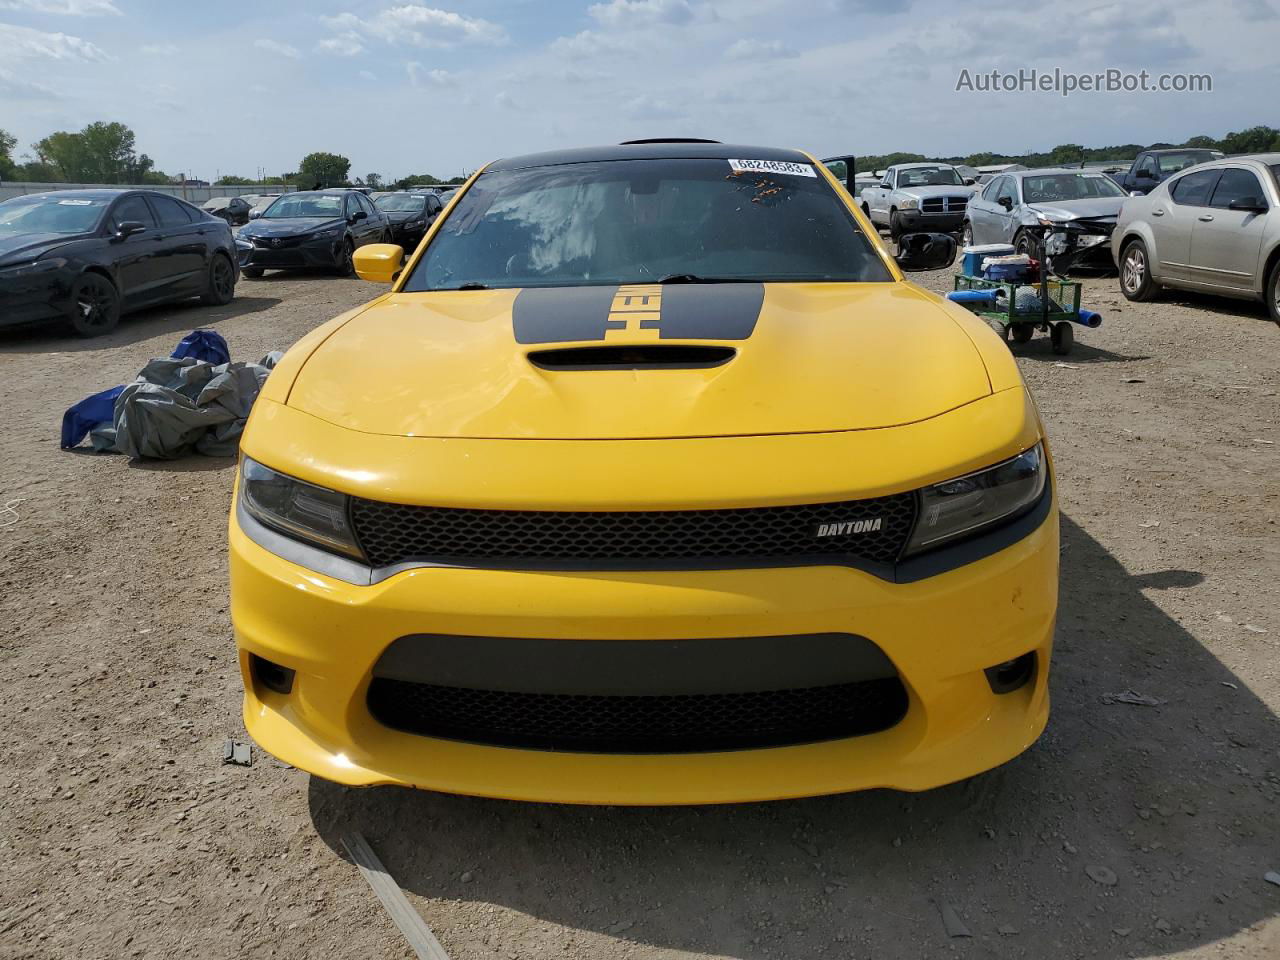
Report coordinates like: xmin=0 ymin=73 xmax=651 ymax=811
xmin=1076 ymin=234 xmax=1108 ymax=247
xmin=311 ymin=227 xmax=342 ymax=240
xmin=404 ymin=218 xmax=425 ymax=228
xmin=904 ymin=443 xmax=1046 ymax=555
xmin=898 ymin=197 xmax=919 ymax=210
xmin=0 ymin=257 xmax=66 ymax=276
xmin=240 ymin=458 xmax=363 ymax=559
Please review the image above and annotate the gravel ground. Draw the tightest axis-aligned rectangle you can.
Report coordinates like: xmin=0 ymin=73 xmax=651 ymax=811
xmin=1 ymin=264 xmax=1277 ymax=960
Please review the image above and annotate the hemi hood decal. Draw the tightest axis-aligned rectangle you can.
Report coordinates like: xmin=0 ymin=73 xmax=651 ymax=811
xmin=513 ymin=282 xmax=765 ymax=344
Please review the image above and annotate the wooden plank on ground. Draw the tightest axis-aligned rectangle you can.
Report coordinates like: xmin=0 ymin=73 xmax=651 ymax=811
xmin=343 ymin=830 xmax=452 ymax=960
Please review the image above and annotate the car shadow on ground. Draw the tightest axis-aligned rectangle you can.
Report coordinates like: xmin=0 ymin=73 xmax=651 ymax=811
xmin=1011 ymin=336 xmax=1151 ymax=364
xmin=307 ymin=515 xmax=1278 ymax=958
xmin=0 ymin=295 xmax=280 ymax=354
xmin=1156 ymin=291 xmax=1277 ymax=326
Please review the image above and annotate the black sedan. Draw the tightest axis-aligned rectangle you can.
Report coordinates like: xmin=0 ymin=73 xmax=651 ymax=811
xmin=235 ymin=190 xmax=391 ymax=277
xmin=0 ymin=189 xmax=238 ymax=337
xmin=373 ymin=192 xmax=443 ymax=248
xmin=202 ymin=195 xmax=252 ymax=226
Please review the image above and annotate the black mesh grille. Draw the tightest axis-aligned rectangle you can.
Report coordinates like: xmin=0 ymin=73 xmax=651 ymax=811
xmin=367 ymin=676 xmax=909 ymax=753
xmin=349 ymin=493 xmax=916 ymax=570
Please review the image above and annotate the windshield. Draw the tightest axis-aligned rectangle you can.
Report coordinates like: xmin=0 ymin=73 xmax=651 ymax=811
xmin=260 ymin=193 xmax=343 ymax=219
xmin=376 ymin=194 xmax=426 ymax=212
xmin=0 ymin=196 xmax=109 ymax=235
xmin=897 ymin=166 xmax=964 ymax=187
xmin=1023 ymin=173 xmax=1126 ymax=203
xmin=1158 ymin=151 xmax=1220 ymax=174
xmin=403 ymin=158 xmax=891 ymax=291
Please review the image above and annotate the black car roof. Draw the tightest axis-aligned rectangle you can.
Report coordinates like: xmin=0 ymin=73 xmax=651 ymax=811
xmin=18 ymin=188 xmax=135 ymax=201
xmin=487 ymin=142 xmax=811 ymax=172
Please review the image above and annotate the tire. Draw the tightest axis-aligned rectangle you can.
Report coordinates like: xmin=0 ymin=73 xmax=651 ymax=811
xmin=1267 ymin=259 xmax=1280 ymax=325
xmin=381 ymin=230 xmax=393 ymax=244
xmin=68 ymin=273 xmax=120 ymax=337
xmin=1051 ymin=322 xmax=1074 ymax=355
xmin=861 ymin=203 xmax=871 ymax=220
xmin=1013 ymin=229 xmax=1034 ymax=257
xmin=1010 ymin=323 xmax=1034 ymax=344
xmin=1119 ymin=238 xmax=1160 ymax=302
xmin=889 ymin=210 xmax=905 ymax=242
xmin=960 ymin=222 xmax=973 ymax=247
xmin=242 ymin=267 xmax=264 ymax=279
xmin=335 ymin=238 xmax=355 ymax=276
xmin=200 ymin=254 xmax=236 ymax=306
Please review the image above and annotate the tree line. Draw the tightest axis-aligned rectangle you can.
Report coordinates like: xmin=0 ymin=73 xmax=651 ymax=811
xmin=856 ymin=125 xmax=1280 ymax=175
xmin=0 ymin=124 xmax=468 ymax=190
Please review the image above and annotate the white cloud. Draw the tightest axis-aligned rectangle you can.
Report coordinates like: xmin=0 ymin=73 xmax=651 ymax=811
xmin=316 ymin=32 xmax=364 ymax=56
xmin=0 ymin=64 xmax=58 ymax=98
xmin=550 ymin=29 xmax=636 ymax=60
xmin=140 ymin=42 xmax=179 ymax=56
xmin=0 ymin=22 xmax=109 ymax=60
xmin=254 ymin=38 xmax=301 ymax=59
xmin=358 ymin=69 xmax=377 ymax=80
xmin=494 ymin=89 xmax=518 ymax=109
xmin=725 ymin=38 xmax=796 ymax=60
xmin=588 ymin=0 xmax=695 ymax=26
xmin=407 ymin=61 xmax=458 ymax=86
xmin=323 ymin=5 xmax=505 ymax=49
xmin=0 ymin=0 xmax=120 ymax=14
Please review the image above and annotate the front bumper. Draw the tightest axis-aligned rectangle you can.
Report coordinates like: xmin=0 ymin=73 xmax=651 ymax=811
xmin=0 ymin=266 xmax=73 ymax=327
xmin=236 ymin=235 xmax=344 ymax=271
xmin=230 ymin=392 xmax=1059 ymax=805
xmin=896 ymin=211 xmax=966 ymax=233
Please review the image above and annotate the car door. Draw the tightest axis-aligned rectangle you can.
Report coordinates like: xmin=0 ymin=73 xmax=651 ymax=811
xmin=105 ymin=194 xmax=161 ymax=304
xmin=870 ymin=168 xmax=894 ymax=221
xmin=426 ymin=194 xmax=442 ymax=225
xmin=346 ymin=194 xmax=376 ymax=246
xmin=360 ymin=194 xmax=387 ymax=243
xmin=967 ymin=177 xmax=1002 ymax=243
xmin=1158 ymin=169 xmax=1221 ymax=284
xmin=992 ymin=176 xmax=1020 ymax=242
xmin=1189 ymin=167 xmax=1271 ymax=292
xmin=146 ymin=194 xmax=208 ymax=298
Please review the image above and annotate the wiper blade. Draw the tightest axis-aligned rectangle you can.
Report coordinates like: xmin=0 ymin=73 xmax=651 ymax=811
xmin=656 ymin=273 xmax=741 ymax=284
xmin=453 ymin=282 xmax=490 ymax=290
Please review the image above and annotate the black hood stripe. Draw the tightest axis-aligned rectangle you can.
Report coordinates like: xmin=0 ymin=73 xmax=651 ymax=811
xmin=513 ymin=283 xmax=764 ymax=345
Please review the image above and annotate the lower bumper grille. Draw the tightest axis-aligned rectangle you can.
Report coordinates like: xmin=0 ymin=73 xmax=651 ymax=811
xmin=366 ymin=675 xmax=909 ymax=753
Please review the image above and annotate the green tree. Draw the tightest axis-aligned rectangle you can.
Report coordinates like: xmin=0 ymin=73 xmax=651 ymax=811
xmin=1048 ymin=143 xmax=1085 ymax=166
xmin=216 ymin=174 xmax=255 ymax=186
xmin=1182 ymin=135 xmax=1219 ymax=149
xmin=297 ymin=151 xmax=351 ymax=188
xmin=1218 ymin=125 xmax=1280 ymax=154
xmin=365 ymin=172 xmax=383 ymax=190
xmin=393 ymin=173 xmax=441 ymax=189
xmin=0 ymin=128 xmax=16 ymax=180
xmin=33 ymin=121 xmax=155 ymax=183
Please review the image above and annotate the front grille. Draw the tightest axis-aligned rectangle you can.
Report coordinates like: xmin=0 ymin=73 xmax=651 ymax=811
xmin=367 ymin=676 xmax=909 ymax=752
xmin=349 ymin=492 xmax=917 ymax=570
xmin=252 ymin=235 xmax=303 ymax=248
xmin=921 ymin=196 xmax=969 ymax=214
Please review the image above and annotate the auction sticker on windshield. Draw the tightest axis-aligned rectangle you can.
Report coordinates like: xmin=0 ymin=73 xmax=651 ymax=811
xmin=728 ymin=159 xmax=817 ymax=177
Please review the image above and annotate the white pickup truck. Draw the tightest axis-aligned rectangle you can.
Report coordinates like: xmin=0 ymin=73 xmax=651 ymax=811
xmin=858 ymin=163 xmax=978 ymax=240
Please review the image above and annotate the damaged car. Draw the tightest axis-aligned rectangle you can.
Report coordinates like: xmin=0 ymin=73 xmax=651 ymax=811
xmin=963 ymin=169 xmax=1128 ymax=269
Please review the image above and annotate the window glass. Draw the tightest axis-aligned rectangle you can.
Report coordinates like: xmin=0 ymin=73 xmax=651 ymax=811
xmin=1169 ymin=170 xmax=1221 ymax=206
xmin=1208 ymin=169 xmax=1265 ymax=209
xmin=261 ymin=193 xmax=342 ymax=218
xmin=1136 ymin=155 xmax=1158 ymax=176
xmin=403 ymin=157 xmax=893 ymax=291
xmin=111 ymin=195 xmax=157 ymax=229
xmin=996 ymin=177 xmax=1017 ymax=204
xmin=981 ymin=178 xmax=1003 ymax=202
xmin=0 ymin=195 xmax=110 ymax=235
xmin=824 ymin=159 xmax=847 ymax=181
xmin=1158 ymin=151 xmax=1218 ymax=174
xmin=151 ymin=195 xmax=195 ymax=227
xmin=1022 ymin=173 xmax=1125 ymax=203
xmin=895 ymin=166 xmax=965 ymax=187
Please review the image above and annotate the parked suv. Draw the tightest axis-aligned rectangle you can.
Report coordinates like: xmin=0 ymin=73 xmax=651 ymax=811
xmin=858 ymin=163 xmax=976 ymax=239
xmin=1114 ymin=148 xmax=1224 ymax=196
xmin=1113 ymin=154 xmax=1280 ymax=323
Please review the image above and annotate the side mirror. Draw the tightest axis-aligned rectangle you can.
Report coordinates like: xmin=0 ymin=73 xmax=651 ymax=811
xmin=997 ymin=196 xmax=1013 ymax=210
xmin=1129 ymin=190 xmax=1144 ymax=198
xmin=249 ymin=209 xmax=261 ymax=219
xmin=352 ymin=242 xmax=404 ymax=283
xmin=349 ymin=210 xmax=368 ymax=223
xmin=1136 ymin=169 xmax=1155 ymax=180
xmin=114 ymin=220 xmax=146 ymax=241
xmin=1228 ymin=196 xmax=1268 ymax=213
xmin=895 ymin=232 xmax=957 ymax=272
xmin=879 ymin=181 xmax=892 ymax=190
xmin=963 ymin=178 xmax=977 ymax=186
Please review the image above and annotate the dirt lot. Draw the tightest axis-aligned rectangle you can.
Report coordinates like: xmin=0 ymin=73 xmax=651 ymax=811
xmin=1 ymin=265 xmax=1277 ymax=960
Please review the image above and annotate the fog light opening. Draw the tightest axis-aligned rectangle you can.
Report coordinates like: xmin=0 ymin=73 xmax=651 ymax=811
xmin=250 ymin=654 xmax=296 ymax=695
xmin=984 ymin=652 xmax=1036 ymax=695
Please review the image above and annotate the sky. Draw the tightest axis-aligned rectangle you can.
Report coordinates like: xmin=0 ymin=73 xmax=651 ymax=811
xmin=1 ymin=0 xmax=1278 ymax=182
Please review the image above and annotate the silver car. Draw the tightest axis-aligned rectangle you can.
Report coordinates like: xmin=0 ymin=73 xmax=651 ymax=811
xmin=1112 ymin=154 xmax=1280 ymax=323
xmin=963 ymin=169 xmax=1127 ymax=268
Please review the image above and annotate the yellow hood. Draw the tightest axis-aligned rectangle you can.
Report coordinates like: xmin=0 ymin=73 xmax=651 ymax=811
xmin=286 ymin=281 xmax=993 ymax=440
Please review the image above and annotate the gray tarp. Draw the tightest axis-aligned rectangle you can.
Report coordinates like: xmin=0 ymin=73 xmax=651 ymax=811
xmin=91 ymin=353 xmax=281 ymax=459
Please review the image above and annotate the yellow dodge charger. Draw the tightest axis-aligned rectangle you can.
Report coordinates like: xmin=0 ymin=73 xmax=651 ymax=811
xmin=229 ymin=141 xmax=1058 ymax=804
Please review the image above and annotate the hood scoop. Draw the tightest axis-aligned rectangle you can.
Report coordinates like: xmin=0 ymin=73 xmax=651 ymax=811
xmin=528 ymin=344 xmax=736 ymax=370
